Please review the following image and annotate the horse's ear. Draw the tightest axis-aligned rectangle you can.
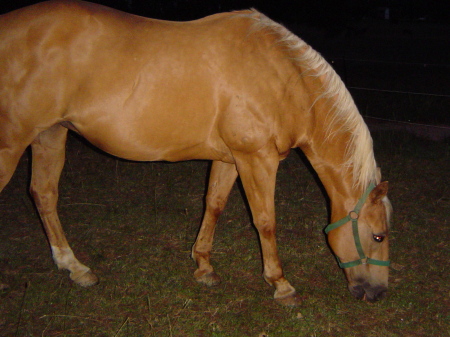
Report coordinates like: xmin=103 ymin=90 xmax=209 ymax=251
xmin=369 ymin=181 xmax=389 ymax=204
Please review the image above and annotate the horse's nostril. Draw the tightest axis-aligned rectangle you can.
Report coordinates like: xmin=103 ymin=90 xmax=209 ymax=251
xmin=365 ymin=287 xmax=388 ymax=302
xmin=350 ymin=284 xmax=366 ymax=300
xmin=373 ymin=287 xmax=388 ymax=301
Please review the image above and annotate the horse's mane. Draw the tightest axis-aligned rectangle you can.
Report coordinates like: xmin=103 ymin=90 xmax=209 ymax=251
xmin=241 ymin=9 xmax=378 ymax=189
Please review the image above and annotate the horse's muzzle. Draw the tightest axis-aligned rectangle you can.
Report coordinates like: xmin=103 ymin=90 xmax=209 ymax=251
xmin=349 ymin=282 xmax=388 ymax=302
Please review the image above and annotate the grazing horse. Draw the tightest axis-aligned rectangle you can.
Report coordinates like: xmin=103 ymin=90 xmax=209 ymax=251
xmin=0 ymin=0 xmax=392 ymax=305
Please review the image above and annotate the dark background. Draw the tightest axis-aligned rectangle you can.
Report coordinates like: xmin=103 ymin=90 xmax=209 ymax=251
xmin=2 ymin=0 xmax=449 ymax=125
xmin=2 ymin=0 xmax=450 ymax=23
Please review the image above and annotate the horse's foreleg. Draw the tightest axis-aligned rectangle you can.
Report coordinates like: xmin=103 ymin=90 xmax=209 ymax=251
xmin=235 ymin=150 xmax=301 ymax=306
xmin=192 ymin=160 xmax=238 ymax=286
xmin=30 ymin=125 xmax=98 ymax=287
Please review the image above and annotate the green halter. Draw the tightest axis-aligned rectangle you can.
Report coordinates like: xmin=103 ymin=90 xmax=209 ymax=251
xmin=324 ymin=183 xmax=390 ymax=269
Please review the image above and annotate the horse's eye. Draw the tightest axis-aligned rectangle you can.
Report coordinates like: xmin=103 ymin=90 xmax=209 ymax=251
xmin=373 ymin=235 xmax=385 ymax=243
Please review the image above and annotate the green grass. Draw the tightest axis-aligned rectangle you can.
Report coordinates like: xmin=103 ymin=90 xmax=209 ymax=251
xmin=0 ymin=128 xmax=449 ymax=336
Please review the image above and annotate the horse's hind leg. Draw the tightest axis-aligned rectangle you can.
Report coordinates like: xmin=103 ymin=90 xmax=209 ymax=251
xmin=30 ymin=124 xmax=98 ymax=286
xmin=192 ymin=161 xmax=238 ymax=286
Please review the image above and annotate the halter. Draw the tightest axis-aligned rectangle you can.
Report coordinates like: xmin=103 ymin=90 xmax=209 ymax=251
xmin=324 ymin=183 xmax=390 ymax=269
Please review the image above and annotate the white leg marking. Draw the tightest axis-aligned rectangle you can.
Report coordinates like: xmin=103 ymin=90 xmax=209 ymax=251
xmin=51 ymin=246 xmax=98 ymax=286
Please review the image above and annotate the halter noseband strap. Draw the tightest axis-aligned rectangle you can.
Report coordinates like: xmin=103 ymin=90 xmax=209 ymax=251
xmin=324 ymin=183 xmax=390 ymax=269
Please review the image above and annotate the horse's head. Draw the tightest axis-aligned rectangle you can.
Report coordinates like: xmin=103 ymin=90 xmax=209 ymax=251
xmin=326 ymin=182 xmax=392 ymax=302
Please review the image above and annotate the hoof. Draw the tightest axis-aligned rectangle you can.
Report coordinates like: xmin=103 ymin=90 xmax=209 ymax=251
xmin=71 ymin=269 xmax=99 ymax=287
xmin=194 ymin=270 xmax=221 ymax=287
xmin=272 ymin=279 xmax=301 ymax=306
xmin=275 ymin=291 xmax=303 ymax=306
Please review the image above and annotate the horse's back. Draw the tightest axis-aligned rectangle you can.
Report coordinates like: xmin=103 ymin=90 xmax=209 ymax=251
xmin=0 ymin=1 xmax=294 ymax=162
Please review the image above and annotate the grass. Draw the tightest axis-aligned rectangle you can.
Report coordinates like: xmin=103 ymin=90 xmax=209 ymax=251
xmin=0 ymin=125 xmax=449 ymax=336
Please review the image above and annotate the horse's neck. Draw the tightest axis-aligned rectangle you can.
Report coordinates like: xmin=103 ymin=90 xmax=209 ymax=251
xmin=303 ymin=131 xmax=361 ymax=220
xmin=294 ymin=76 xmax=367 ymax=219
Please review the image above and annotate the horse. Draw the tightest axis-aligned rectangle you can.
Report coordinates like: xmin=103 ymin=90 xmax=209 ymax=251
xmin=0 ymin=0 xmax=392 ymax=305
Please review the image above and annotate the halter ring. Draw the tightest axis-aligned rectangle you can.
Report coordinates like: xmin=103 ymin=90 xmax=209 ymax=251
xmin=349 ymin=211 xmax=359 ymax=220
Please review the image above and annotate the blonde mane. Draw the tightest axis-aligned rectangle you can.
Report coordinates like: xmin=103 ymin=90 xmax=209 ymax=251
xmin=242 ymin=9 xmax=378 ymax=189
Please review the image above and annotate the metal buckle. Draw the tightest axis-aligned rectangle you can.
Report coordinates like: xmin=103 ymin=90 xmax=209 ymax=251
xmin=349 ymin=210 xmax=359 ymax=220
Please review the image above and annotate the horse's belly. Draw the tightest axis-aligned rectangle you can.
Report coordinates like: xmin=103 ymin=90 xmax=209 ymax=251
xmin=70 ymin=117 xmax=232 ymax=163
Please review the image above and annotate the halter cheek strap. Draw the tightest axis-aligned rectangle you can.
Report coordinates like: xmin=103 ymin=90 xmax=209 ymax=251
xmin=324 ymin=183 xmax=390 ymax=269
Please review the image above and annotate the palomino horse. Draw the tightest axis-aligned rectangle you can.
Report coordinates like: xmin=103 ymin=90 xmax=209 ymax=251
xmin=0 ymin=0 xmax=392 ymax=305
